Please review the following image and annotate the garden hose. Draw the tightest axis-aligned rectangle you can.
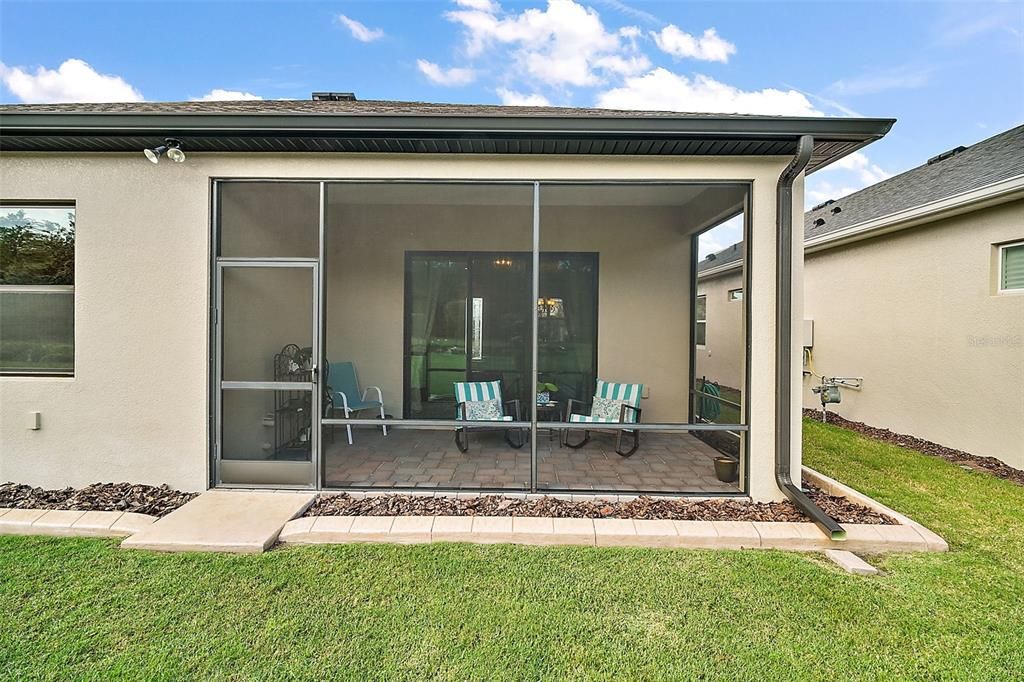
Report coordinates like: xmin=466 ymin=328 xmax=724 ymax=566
xmin=698 ymin=380 xmax=722 ymax=421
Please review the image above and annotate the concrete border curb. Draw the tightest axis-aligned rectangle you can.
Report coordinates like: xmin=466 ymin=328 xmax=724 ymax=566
xmin=279 ymin=513 xmax=944 ymax=552
xmin=802 ymin=467 xmax=949 ymax=552
xmin=0 ymin=508 xmax=157 ymax=538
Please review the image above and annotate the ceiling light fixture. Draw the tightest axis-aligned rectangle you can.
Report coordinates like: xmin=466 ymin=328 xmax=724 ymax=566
xmin=144 ymin=138 xmax=186 ymax=164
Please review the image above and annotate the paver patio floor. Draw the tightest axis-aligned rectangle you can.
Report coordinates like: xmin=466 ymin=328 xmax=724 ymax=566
xmin=323 ymin=427 xmax=738 ymax=493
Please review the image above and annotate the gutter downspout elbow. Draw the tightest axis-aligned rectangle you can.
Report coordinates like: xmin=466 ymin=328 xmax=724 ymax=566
xmin=775 ymin=134 xmax=846 ymax=541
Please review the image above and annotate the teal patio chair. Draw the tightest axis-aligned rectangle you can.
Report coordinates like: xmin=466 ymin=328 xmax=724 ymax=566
xmin=563 ymin=378 xmax=644 ymax=457
xmin=453 ymin=379 xmax=525 ymax=453
xmin=326 ymin=360 xmax=388 ymax=445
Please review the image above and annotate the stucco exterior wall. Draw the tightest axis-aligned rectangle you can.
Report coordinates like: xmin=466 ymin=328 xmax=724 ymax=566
xmin=0 ymin=152 xmax=795 ymax=500
xmin=802 ymin=199 xmax=1024 ymax=467
xmin=696 ymin=198 xmax=1024 ymax=468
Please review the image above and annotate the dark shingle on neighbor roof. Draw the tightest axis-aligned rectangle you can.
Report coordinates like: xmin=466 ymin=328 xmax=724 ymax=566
xmin=697 ymin=242 xmax=744 ymax=274
xmin=804 ymin=124 xmax=1024 ymax=240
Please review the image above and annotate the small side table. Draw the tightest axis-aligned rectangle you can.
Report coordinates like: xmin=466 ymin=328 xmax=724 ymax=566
xmin=536 ymin=402 xmax=562 ymax=444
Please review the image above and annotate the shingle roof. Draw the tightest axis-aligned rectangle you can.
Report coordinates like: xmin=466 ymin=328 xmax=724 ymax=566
xmin=0 ymin=98 xmax=854 ymax=119
xmin=804 ymin=124 xmax=1024 ymax=240
xmin=0 ymin=97 xmax=894 ymax=172
xmin=697 ymin=242 xmax=744 ymax=274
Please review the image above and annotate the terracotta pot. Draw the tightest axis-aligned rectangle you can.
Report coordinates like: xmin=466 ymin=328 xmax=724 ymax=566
xmin=714 ymin=457 xmax=739 ymax=483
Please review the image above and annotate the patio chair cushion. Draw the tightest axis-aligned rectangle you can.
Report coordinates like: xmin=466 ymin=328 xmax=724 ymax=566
xmin=568 ymin=414 xmax=620 ymax=424
xmin=462 ymin=399 xmax=509 ymax=421
xmin=591 ymin=395 xmax=628 ymax=421
xmin=454 ymin=380 xmax=502 ymax=404
xmin=592 ymin=379 xmax=643 ymax=423
xmin=454 ymin=380 xmax=512 ymax=421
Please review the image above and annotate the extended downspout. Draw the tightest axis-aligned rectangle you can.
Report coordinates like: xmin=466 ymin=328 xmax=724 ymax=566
xmin=775 ymin=134 xmax=847 ymax=541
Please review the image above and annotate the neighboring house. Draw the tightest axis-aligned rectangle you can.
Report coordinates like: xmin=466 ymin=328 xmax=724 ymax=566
xmin=697 ymin=124 xmax=1024 ymax=469
xmin=0 ymin=95 xmax=892 ymax=533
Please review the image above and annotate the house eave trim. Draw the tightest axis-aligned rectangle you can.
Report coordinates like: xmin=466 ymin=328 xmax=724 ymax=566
xmin=805 ymin=174 xmax=1024 ymax=253
xmin=0 ymin=111 xmax=896 ymax=139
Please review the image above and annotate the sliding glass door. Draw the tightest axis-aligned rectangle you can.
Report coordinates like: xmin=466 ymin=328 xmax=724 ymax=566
xmin=404 ymin=252 xmax=597 ymax=420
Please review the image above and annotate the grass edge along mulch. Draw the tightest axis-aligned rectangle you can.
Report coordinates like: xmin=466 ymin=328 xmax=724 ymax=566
xmin=802 ymin=408 xmax=1024 ymax=486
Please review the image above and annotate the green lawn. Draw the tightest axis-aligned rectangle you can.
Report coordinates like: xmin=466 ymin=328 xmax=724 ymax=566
xmin=2 ymin=420 xmax=1023 ymax=680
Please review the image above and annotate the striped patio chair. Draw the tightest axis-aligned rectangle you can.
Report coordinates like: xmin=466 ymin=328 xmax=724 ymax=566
xmin=563 ymin=379 xmax=644 ymax=457
xmin=453 ymin=380 xmax=525 ymax=452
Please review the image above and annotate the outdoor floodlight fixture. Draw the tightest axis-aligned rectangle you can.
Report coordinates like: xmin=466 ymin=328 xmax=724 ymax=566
xmin=144 ymin=138 xmax=186 ymax=164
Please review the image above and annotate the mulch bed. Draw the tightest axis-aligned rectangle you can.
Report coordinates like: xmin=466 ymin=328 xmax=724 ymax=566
xmin=805 ymin=408 xmax=1024 ymax=487
xmin=304 ymin=482 xmax=896 ymax=525
xmin=0 ymin=482 xmax=198 ymax=518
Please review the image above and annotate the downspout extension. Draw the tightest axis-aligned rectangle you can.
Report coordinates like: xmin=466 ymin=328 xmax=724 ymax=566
xmin=775 ymin=135 xmax=847 ymax=541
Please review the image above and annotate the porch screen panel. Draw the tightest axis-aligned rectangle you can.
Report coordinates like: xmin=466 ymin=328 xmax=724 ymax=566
xmin=322 ymin=182 xmax=533 ymax=491
xmin=218 ymin=182 xmax=319 ymax=258
xmin=536 ymin=183 xmax=747 ymax=494
xmin=221 ymin=267 xmax=314 ymax=383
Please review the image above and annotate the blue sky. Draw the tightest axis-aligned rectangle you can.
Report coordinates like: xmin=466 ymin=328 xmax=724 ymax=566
xmin=2 ymin=0 xmax=1022 ymax=250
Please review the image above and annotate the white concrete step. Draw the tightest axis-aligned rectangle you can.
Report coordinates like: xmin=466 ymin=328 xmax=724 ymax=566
xmin=825 ymin=549 xmax=879 ymax=575
xmin=121 ymin=490 xmax=314 ymax=553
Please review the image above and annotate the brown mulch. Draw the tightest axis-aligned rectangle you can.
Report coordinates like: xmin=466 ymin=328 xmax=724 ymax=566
xmin=304 ymin=482 xmax=896 ymax=525
xmin=805 ymin=408 xmax=1024 ymax=487
xmin=803 ymin=484 xmax=897 ymax=525
xmin=0 ymin=482 xmax=198 ymax=518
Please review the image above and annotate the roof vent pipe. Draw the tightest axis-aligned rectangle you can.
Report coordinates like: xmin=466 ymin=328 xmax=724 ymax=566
xmin=311 ymin=92 xmax=357 ymax=101
xmin=926 ymin=145 xmax=967 ymax=165
xmin=776 ymin=134 xmax=846 ymax=541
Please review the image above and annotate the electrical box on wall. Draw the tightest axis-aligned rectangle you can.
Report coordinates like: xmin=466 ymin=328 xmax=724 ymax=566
xmin=803 ymin=319 xmax=814 ymax=348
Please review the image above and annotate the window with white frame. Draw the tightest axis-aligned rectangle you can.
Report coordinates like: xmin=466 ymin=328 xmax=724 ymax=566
xmin=0 ymin=204 xmax=75 ymax=375
xmin=695 ymin=294 xmax=707 ymax=346
xmin=999 ymin=241 xmax=1024 ymax=293
xmin=728 ymin=288 xmax=743 ymax=301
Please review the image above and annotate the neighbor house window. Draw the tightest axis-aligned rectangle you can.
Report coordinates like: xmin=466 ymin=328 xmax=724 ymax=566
xmin=728 ymin=288 xmax=743 ymax=301
xmin=999 ymin=241 xmax=1024 ymax=292
xmin=0 ymin=204 xmax=75 ymax=375
xmin=695 ymin=295 xmax=707 ymax=346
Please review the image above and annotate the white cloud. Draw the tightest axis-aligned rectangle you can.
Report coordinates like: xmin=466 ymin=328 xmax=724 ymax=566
xmin=698 ymin=214 xmax=743 ymax=258
xmin=828 ymin=65 xmax=931 ymax=96
xmin=191 ymin=89 xmax=263 ymax=101
xmin=805 ymin=152 xmax=892 ymax=208
xmin=594 ymin=0 xmax=660 ymax=26
xmin=805 ymin=180 xmax=862 ymax=208
xmin=497 ymin=88 xmax=551 ymax=105
xmin=454 ymin=0 xmax=498 ymax=10
xmin=829 ymin=151 xmax=892 ymax=185
xmin=416 ymin=59 xmax=477 ymax=86
xmin=652 ymin=25 xmax=736 ymax=63
xmin=593 ymin=53 xmax=651 ymax=77
xmin=596 ymin=68 xmax=821 ymax=116
xmin=337 ymin=14 xmax=385 ymax=42
xmin=0 ymin=58 xmax=142 ymax=103
xmin=443 ymin=0 xmax=645 ymax=87
xmin=934 ymin=3 xmax=1024 ymax=47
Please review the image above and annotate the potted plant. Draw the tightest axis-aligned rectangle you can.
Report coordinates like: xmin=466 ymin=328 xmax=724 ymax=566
xmin=536 ymin=382 xmax=558 ymax=405
xmin=713 ymin=455 xmax=739 ymax=483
